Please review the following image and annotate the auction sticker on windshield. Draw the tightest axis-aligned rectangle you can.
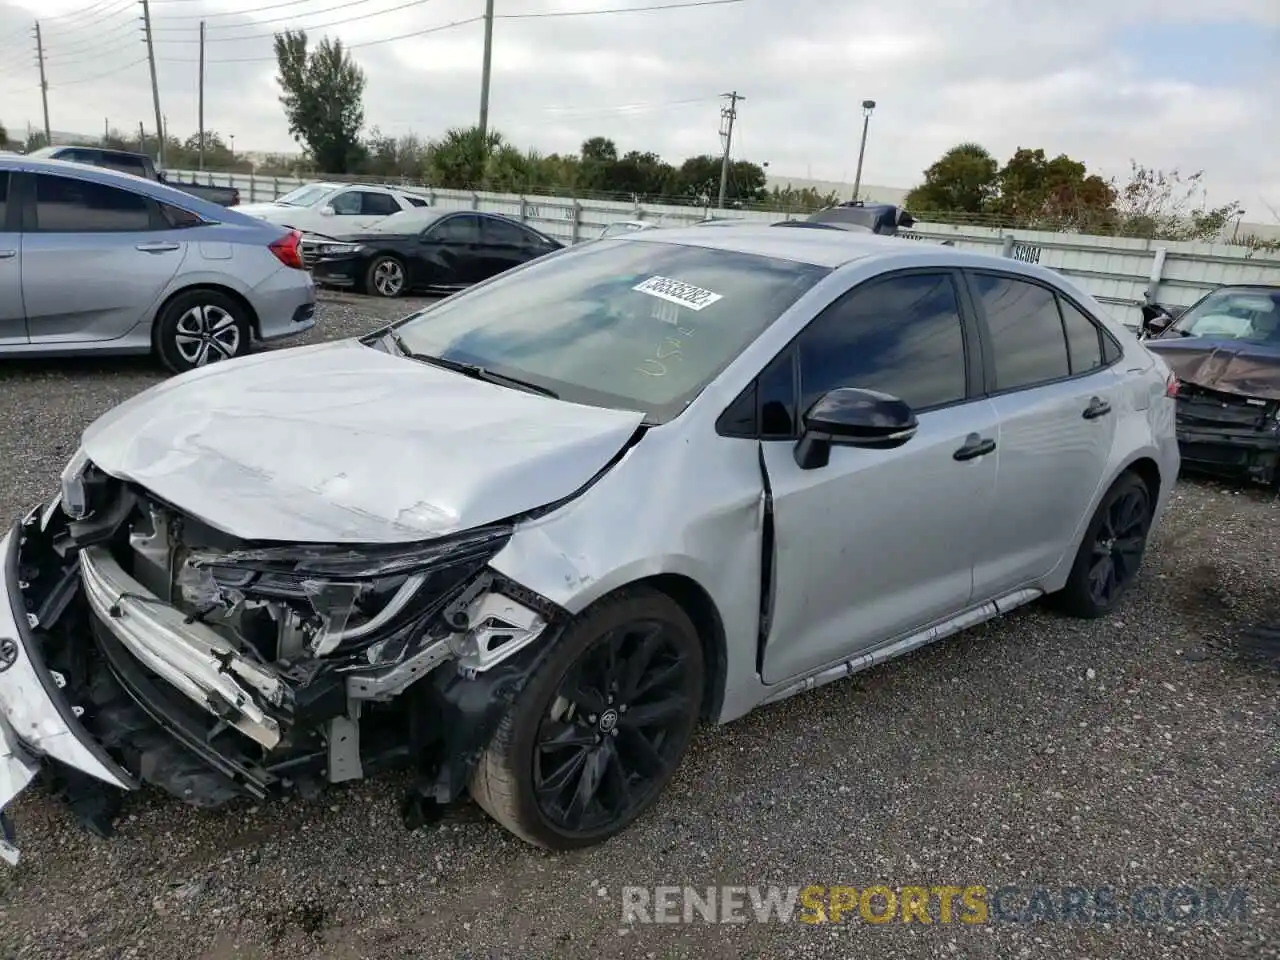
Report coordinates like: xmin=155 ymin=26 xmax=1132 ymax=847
xmin=633 ymin=276 xmax=724 ymax=312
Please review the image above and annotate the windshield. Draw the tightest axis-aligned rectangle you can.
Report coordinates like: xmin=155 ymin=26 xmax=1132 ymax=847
xmin=1169 ymin=288 xmax=1280 ymax=344
xmin=275 ymin=184 xmax=338 ymax=207
xmin=390 ymin=239 xmax=830 ymax=422
xmin=364 ymin=209 xmax=447 ymax=233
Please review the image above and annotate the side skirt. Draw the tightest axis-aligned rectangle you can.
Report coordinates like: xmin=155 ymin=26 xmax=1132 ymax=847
xmin=760 ymin=586 xmax=1043 ymax=706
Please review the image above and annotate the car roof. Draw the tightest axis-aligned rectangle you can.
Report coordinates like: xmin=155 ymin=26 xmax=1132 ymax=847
xmin=620 ymin=222 xmax=1076 ymax=283
xmin=0 ymin=154 xmax=277 ymax=226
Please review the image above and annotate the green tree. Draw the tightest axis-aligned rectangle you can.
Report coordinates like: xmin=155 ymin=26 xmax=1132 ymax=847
xmin=904 ymin=142 xmax=999 ymax=214
xmin=610 ymin=150 xmax=676 ymax=197
xmin=273 ymin=30 xmax=366 ymax=174
xmin=24 ymin=131 xmax=48 ymax=152
xmin=992 ymin=147 xmax=1116 ymax=229
xmin=425 ymin=126 xmax=502 ymax=188
xmin=673 ymin=155 xmax=767 ymax=205
xmin=0 ymin=121 xmax=8 ymax=149
xmin=1114 ymin=162 xmax=1242 ymax=242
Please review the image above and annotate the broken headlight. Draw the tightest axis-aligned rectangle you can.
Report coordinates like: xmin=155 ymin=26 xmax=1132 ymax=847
xmin=190 ymin=524 xmax=514 ymax=658
xmin=59 ymin=448 xmax=92 ymax=519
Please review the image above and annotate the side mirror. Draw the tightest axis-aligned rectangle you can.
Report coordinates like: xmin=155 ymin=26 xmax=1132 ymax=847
xmin=794 ymin=387 xmax=919 ymax=470
xmin=319 ymin=205 xmax=335 ymax=217
xmin=1139 ymin=303 xmax=1176 ymax=340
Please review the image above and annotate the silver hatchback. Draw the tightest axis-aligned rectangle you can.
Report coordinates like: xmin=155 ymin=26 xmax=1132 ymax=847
xmin=0 ymin=155 xmax=315 ymax=372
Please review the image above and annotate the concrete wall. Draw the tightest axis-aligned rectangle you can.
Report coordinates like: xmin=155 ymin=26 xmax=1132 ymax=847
xmin=180 ymin=169 xmax=1280 ymax=329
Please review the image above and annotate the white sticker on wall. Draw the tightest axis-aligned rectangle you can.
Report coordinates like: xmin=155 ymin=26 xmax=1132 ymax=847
xmin=632 ymin=275 xmax=724 ymax=312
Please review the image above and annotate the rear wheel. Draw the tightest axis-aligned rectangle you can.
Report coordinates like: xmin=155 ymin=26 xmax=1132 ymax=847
xmin=152 ymin=289 xmax=251 ymax=374
xmin=365 ymin=255 xmax=407 ymax=298
xmin=1050 ymin=472 xmax=1153 ymax=618
xmin=469 ymin=587 xmax=704 ymax=850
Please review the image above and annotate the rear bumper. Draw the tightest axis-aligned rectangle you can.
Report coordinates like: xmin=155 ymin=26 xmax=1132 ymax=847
xmin=0 ymin=516 xmax=136 ymax=865
xmin=1176 ymin=423 xmax=1280 ymax=484
xmin=250 ymin=267 xmax=317 ymax=342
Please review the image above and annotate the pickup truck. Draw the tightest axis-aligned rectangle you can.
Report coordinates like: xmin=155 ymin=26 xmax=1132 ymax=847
xmin=25 ymin=145 xmax=241 ymax=207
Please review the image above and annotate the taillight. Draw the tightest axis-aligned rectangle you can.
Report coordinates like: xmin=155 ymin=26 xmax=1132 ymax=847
xmin=229 ymin=189 xmax=240 ymax=207
xmin=1165 ymin=373 xmax=1180 ymax=398
xmin=269 ymin=229 xmax=304 ymax=269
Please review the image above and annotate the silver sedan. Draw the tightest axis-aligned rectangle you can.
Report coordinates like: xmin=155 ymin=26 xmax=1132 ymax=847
xmin=0 ymin=155 xmax=315 ymax=372
xmin=0 ymin=225 xmax=1178 ymax=863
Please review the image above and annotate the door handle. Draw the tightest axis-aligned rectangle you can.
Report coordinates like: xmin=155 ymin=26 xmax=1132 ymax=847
xmin=0 ymin=250 xmax=15 ymax=259
xmin=1082 ymin=397 xmax=1112 ymax=420
xmin=953 ymin=433 xmax=997 ymax=461
xmin=135 ymin=241 xmax=180 ymax=253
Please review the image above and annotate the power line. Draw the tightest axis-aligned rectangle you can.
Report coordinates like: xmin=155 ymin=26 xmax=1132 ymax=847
xmin=43 ymin=22 xmax=143 ymax=61
xmin=542 ymin=96 xmax=720 ymax=117
xmin=158 ymin=14 xmax=482 ymax=62
xmin=48 ymin=56 xmax=149 ymax=87
xmin=154 ymin=0 xmax=441 ymax=41
xmin=153 ymin=0 xmax=385 ymax=22
xmin=40 ymin=1 xmax=137 ymax=37
xmin=155 ymin=0 xmax=746 ymax=61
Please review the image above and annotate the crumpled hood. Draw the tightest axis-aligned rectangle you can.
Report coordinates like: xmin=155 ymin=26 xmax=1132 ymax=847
xmin=79 ymin=340 xmax=644 ymax=544
xmin=1146 ymin=338 xmax=1280 ymax=400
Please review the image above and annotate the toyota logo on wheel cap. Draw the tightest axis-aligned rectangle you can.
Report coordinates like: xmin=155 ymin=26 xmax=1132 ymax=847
xmin=0 ymin=638 xmax=17 ymax=673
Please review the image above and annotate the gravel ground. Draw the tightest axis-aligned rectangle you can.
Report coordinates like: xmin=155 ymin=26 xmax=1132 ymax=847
xmin=0 ymin=293 xmax=1276 ymax=959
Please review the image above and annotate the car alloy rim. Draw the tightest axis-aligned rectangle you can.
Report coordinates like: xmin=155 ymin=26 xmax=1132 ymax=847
xmin=1088 ymin=487 xmax=1150 ymax=605
xmin=533 ymin=619 xmax=693 ymax=834
xmin=173 ymin=305 xmax=241 ymax=367
xmin=373 ymin=259 xmax=404 ymax=296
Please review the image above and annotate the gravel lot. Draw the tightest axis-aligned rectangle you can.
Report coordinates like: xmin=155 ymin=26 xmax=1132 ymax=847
xmin=0 ymin=293 xmax=1276 ymax=959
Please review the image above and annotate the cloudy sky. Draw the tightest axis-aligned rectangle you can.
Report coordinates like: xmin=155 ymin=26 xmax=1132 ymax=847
xmin=0 ymin=0 xmax=1276 ymax=217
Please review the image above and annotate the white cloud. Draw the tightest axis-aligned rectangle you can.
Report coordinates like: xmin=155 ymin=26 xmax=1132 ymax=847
xmin=0 ymin=0 xmax=1275 ymax=216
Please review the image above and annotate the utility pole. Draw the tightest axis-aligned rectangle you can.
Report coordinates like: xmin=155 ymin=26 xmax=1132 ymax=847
xmin=34 ymin=22 xmax=50 ymax=146
xmin=477 ymin=0 xmax=494 ymax=139
xmin=139 ymin=120 xmax=145 ymax=154
xmin=851 ymin=99 xmax=876 ymax=202
xmin=197 ymin=20 xmax=205 ymax=170
xmin=716 ymin=91 xmax=743 ymax=211
xmin=140 ymin=0 xmax=164 ymax=167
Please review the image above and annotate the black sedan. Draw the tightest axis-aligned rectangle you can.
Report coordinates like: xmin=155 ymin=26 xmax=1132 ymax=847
xmin=306 ymin=209 xmax=564 ymax=298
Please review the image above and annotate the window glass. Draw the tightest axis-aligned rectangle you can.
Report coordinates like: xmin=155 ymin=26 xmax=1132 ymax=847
xmin=431 ymin=215 xmax=482 ymax=244
xmin=972 ymin=273 xmax=1070 ymax=390
xmin=758 ymin=351 xmax=797 ymax=437
xmin=34 ymin=173 xmax=152 ymax=232
xmin=160 ymin=202 xmax=203 ymax=229
xmin=360 ymin=191 xmax=399 ymax=216
xmin=98 ymin=154 xmax=148 ymax=177
xmin=1169 ymin=287 xmax=1280 ymax=344
xmin=405 ymin=196 xmax=429 ymax=208
xmin=329 ymin=191 xmax=361 ymax=215
xmin=797 ymin=272 xmax=968 ymax=414
xmin=1102 ymin=330 xmax=1122 ymax=364
xmin=1059 ymin=298 xmax=1104 ymax=374
xmin=482 ymin=216 xmax=533 ymax=245
xmin=393 ymin=239 xmax=829 ymax=422
xmin=0 ymin=173 xmax=7 ymax=226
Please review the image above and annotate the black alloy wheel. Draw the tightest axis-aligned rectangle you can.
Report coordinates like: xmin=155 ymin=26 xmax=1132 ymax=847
xmin=470 ymin=588 xmax=704 ymax=849
xmin=1052 ymin=471 xmax=1154 ymax=618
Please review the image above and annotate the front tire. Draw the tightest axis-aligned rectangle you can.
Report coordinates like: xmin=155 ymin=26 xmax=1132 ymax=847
xmin=365 ymin=255 xmax=407 ymax=298
xmin=469 ymin=587 xmax=704 ymax=850
xmin=153 ymin=289 xmax=251 ymax=374
xmin=1050 ymin=471 xmax=1153 ymax=618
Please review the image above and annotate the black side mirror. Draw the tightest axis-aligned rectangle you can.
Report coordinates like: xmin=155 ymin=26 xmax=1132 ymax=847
xmin=1139 ymin=303 xmax=1176 ymax=340
xmin=794 ymin=387 xmax=919 ymax=469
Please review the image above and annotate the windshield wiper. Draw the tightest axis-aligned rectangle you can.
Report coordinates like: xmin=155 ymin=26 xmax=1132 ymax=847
xmin=384 ymin=332 xmax=559 ymax=398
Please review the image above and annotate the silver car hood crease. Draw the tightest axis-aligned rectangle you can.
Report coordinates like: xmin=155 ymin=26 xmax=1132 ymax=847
xmin=80 ymin=340 xmax=645 ymax=544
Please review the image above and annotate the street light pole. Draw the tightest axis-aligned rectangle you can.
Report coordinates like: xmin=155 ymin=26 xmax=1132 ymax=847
xmin=851 ymin=99 xmax=876 ymax=202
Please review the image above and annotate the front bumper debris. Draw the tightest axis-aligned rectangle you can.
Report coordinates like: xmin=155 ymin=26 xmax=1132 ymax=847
xmin=0 ymin=489 xmax=567 ymax=865
xmin=1174 ymin=383 xmax=1280 ymax=485
xmin=0 ymin=519 xmax=137 ymax=865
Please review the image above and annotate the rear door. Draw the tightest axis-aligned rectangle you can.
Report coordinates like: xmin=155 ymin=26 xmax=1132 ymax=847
xmin=20 ymin=170 xmax=187 ymax=343
xmin=421 ymin=214 xmax=485 ymax=286
xmin=965 ymin=270 xmax=1121 ymax=596
xmin=478 ymin=216 xmax=544 ymax=278
xmin=0 ymin=171 xmax=23 ymax=345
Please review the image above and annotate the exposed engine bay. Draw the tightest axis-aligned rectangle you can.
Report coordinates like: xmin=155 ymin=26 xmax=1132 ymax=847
xmin=15 ymin=463 xmax=566 ymax=837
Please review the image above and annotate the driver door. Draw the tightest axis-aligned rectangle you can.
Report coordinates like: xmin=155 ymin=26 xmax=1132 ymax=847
xmin=758 ymin=270 xmax=999 ymax=684
xmin=420 ymin=214 xmax=485 ymax=287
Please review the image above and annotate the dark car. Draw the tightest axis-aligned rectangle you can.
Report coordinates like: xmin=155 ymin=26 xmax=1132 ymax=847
xmin=307 ymin=209 xmax=564 ymax=298
xmin=1141 ymin=284 xmax=1280 ymax=485
xmin=25 ymin=145 xmax=240 ymax=207
xmin=806 ymin=201 xmax=914 ymax=235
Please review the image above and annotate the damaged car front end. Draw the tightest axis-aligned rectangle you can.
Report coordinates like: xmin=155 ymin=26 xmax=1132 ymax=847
xmin=1142 ymin=285 xmax=1280 ymax=485
xmin=1 ymin=462 xmax=569 ymax=864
